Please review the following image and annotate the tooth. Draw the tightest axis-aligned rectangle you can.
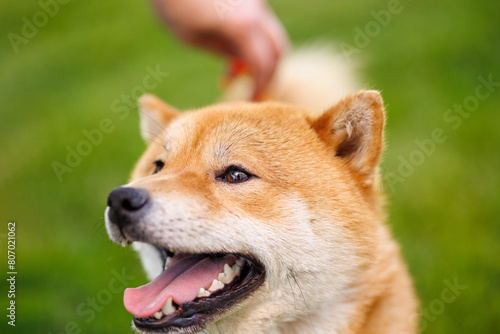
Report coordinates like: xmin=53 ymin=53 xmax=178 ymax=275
xmin=153 ymin=311 xmax=163 ymax=320
xmin=224 ymin=263 xmax=234 ymax=276
xmin=236 ymin=257 xmax=245 ymax=267
xmin=218 ymin=263 xmax=235 ymax=283
xmin=121 ymin=239 xmax=128 ymax=247
xmin=161 ymin=297 xmax=176 ymax=315
xmin=218 ymin=272 xmax=227 ymax=282
xmin=231 ymin=263 xmax=242 ymax=276
xmin=208 ymin=279 xmax=224 ymax=292
xmin=165 ymin=257 xmax=171 ymax=269
xmin=197 ymin=288 xmax=211 ymax=298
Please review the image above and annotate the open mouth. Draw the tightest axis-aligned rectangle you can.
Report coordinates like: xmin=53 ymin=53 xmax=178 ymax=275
xmin=125 ymin=247 xmax=265 ymax=333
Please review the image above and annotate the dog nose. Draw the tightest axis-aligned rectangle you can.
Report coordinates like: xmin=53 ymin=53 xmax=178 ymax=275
xmin=107 ymin=187 xmax=150 ymax=226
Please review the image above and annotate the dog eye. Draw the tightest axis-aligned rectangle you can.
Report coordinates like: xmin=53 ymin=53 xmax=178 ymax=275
xmin=218 ymin=166 xmax=252 ymax=184
xmin=152 ymin=160 xmax=165 ymax=174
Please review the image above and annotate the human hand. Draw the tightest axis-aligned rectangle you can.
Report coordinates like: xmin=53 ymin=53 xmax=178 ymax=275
xmin=152 ymin=0 xmax=289 ymax=99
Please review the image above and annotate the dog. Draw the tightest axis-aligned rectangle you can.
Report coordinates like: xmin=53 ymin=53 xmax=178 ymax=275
xmin=104 ymin=46 xmax=418 ymax=333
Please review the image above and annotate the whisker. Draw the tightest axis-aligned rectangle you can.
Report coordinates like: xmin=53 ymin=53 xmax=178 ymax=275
xmin=290 ymin=270 xmax=317 ymax=334
xmin=138 ymin=109 xmax=167 ymax=135
xmin=286 ymin=272 xmax=298 ymax=312
xmin=90 ymin=216 xmax=107 ymax=241
xmin=140 ymin=128 xmax=168 ymax=149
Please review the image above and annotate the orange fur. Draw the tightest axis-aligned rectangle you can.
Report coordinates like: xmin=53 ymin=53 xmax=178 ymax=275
xmin=106 ymin=47 xmax=418 ymax=333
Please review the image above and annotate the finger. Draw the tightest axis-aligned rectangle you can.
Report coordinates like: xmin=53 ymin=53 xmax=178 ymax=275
xmin=236 ymin=27 xmax=276 ymax=99
xmin=261 ymin=12 xmax=290 ymax=61
xmin=185 ymin=30 xmax=238 ymax=57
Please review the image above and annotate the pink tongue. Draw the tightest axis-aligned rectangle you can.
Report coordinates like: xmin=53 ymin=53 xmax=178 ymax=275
xmin=123 ymin=254 xmax=234 ymax=318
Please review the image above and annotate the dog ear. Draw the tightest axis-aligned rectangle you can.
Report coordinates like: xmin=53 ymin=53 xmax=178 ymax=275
xmin=309 ymin=90 xmax=385 ymax=186
xmin=138 ymin=94 xmax=180 ymax=144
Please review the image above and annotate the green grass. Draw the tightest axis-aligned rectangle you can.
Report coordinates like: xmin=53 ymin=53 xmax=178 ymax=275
xmin=0 ymin=0 xmax=499 ymax=332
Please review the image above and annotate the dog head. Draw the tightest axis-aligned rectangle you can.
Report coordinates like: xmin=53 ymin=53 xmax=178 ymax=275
xmin=105 ymin=91 xmax=385 ymax=333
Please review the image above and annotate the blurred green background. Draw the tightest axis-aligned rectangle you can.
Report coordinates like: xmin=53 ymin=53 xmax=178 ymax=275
xmin=1 ymin=0 xmax=499 ymax=333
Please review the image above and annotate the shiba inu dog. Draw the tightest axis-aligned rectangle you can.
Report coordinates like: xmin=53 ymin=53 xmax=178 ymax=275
xmin=104 ymin=48 xmax=418 ymax=333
